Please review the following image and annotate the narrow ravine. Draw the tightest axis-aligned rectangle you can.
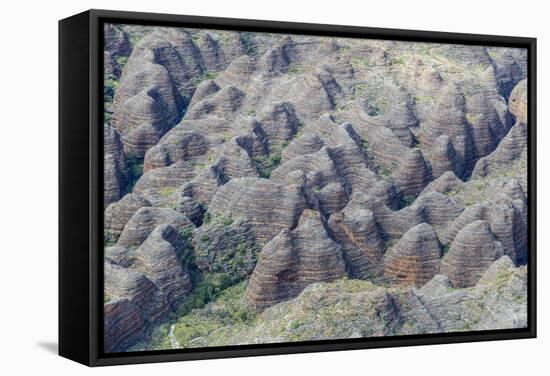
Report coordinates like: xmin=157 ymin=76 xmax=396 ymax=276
xmin=169 ymin=324 xmax=180 ymax=349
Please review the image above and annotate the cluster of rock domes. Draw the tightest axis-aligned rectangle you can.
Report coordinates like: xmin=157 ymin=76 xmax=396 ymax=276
xmin=103 ymin=24 xmax=528 ymax=352
xmin=182 ymin=256 xmax=526 ymax=347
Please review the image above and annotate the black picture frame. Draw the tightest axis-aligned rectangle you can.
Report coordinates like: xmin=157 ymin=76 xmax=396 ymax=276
xmin=59 ymin=9 xmax=537 ymax=367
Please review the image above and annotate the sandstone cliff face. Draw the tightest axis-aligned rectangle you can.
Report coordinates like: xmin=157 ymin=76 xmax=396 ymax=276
xmin=508 ymin=79 xmax=527 ymax=123
xmin=471 ymin=122 xmax=527 ymax=179
xmin=103 ymin=25 xmax=529 ymax=352
xmin=440 ymin=220 xmax=504 ymax=287
xmin=441 ymin=180 xmax=527 ymax=265
xmin=104 ymin=224 xmax=193 ymax=351
xmin=104 ymin=260 xmax=170 ymax=325
xmin=103 ymin=24 xmax=131 ymax=100
xmin=104 ymin=124 xmax=128 ymax=207
xmin=192 ymin=218 xmax=260 ymax=278
xmin=246 ymin=210 xmax=346 ymax=310
xmin=383 ymin=223 xmax=442 ymax=286
xmin=117 ymin=207 xmax=194 ymax=247
xmin=104 ymin=193 xmax=151 ymax=243
xmin=104 ymin=299 xmax=144 ymax=353
xmin=207 ymin=177 xmax=307 ymax=244
xmin=172 ymin=256 xmax=525 ymax=348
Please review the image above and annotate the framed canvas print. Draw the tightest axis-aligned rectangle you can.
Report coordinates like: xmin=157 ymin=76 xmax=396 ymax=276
xmin=59 ymin=9 xmax=536 ymax=366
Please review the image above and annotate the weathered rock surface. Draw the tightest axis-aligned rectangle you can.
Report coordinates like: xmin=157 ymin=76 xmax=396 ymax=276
xmin=133 ymin=161 xmax=198 ymax=205
xmin=186 ymin=256 xmax=525 ymax=347
xmin=117 ymin=207 xmax=194 ymax=247
xmin=415 ymin=256 xmax=527 ymax=332
xmin=104 ymin=124 xmax=128 ymax=207
xmin=418 ymin=171 xmax=464 ymax=197
xmin=281 ymin=132 xmax=324 ymax=162
xmin=135 ymin=224 xmax=193 ymax=306
xmin=349 ymin=190 xmax=463 ymax=242
xmin=104 ymin=260 xmax=170 ymax=324
xmin=173 ymin=196 xmax=206 ymax=226
xmin=104 ymin=299 xmax=144 ymax=353
xmin=112 ymin=55 xmax=185 ymax=157
xmin=104 ymin=24 xmax=131 ymax=60
xmin=508 ymin=79 xmax=527 ymax=123
xmin=193 ymin=218 xmax=260 ymax=278
xmin=440 ymin=220 xmax=504 ymax=287
xmin=384 ymin=223 xmax=442 ymax=286
xmin=246 ymin=210 xmax=346 ymax=309
xmin=487 ymin=48 xmax=527 ymax=99
xmin=208 ymin=177 xmax=307 ymax=244
xmin=186 ymin=85 xmax=245 ymax=120
xmin=104 ymin=193 xmax=151 ymax=243
xmin=104 ymin=24 xmax=131 ymax=79
xmin=143 ymin=124 xmax=211 ymax=172
xmin=393 ymin=148 xmax=432 ymax=196
xmin=430 ymin=135 xmax=460 ymax=179
xmin=471 ymin=122 xmax=527 ymax=178
xmin=441 ymin=185 xmax=527 ymax=265
xmin=104 ymin=224 xmax=194 ymax=352
xmin=112 ymin=29 xmax=216 ymax=157
xmin=327 ymin=200 xmax=385 ymax=278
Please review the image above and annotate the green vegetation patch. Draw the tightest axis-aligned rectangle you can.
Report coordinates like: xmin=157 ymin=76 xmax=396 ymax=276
xmin=360 ymin=138 xmax=369 ymax=152
xmin=191 ymin=71 xmax=220 ymax=86
xmin=378 ymin=166 xmax=394 ymax=181
xmin=158 ymin=186 xmax=177 ymax=197
xmin=253 ymin=152 xmax=282 ymax=178
xmin=103 ymin=236 xmax=116 ymax=248
xmin=104 ymin=77 xmax=119 ymax=105
xmin=178 ymin=227 xmax=194 ymax=242
xmin=351 ymin=56 xmax=374 ymax=69
xmin=115 ymin=55 xmax=129 ymax=70
xmin=125 ymin=155 xmax=144 ymax=193
xmin=167 ymin=281 xmax=257 ymax=348
xmin=412 ymin=93 xmax=437 ymax=106
xmin=287 ymin=63 xmax=308 ymax=76
xmin=176 ymin=273 xmax=242 ymax=317
xmin=127 ymin=33 xmax=144 ymax=47
xmin=215 ymin=32 xmax=233 ymax=47
xmin=398 ymin=194 xmax=416 ymax=208
xmin=465 ymin=112 xmax=480 ymax=124
xmin=240 ymin=32 xmax=258 ymax=56
xmin=351 ymin=82 xmax=369 ymax=100
xmin=193 ymin=215 xmax=260 ymax=278
xmin=390 ymin=57 xmax=405 ymax=65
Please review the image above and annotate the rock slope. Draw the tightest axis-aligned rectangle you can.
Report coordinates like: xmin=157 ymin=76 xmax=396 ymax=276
xmin=166 ymin=256 xmax=526 ymax=348
xmin=383 ymin=223 xmax=442 ymax=286
xmin=104 ymin=224 xmax=193 ymax=351
xmin=246 ymin=210 xmax=346 ymax=309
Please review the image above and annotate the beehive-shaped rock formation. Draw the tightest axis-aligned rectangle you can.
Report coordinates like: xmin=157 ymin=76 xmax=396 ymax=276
xmin=383 ymin=223 xmax=441 ymax=286
xmin=117 ymin=207 xmax=194 ymax=247
xmin=440 ymin=220 xmax=504 ymax=287
xmin=104 ymin=193 xmax=151 ymax=242
xmin=246 ymin=210 xmax=346 ymax=310
xmin=208 ymin=177 xmax=307 ymax=244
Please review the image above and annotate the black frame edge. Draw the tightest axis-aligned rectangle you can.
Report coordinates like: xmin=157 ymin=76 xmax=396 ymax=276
xmin=89 ymin=10 xmax=101 ymax=367
xmin=527 ymin=38 xmax=537 ymax=339
xmin=59 ymin=10 xmax=93 ymax=366
xmin=88 ymin=8 xmax=535 ymax=46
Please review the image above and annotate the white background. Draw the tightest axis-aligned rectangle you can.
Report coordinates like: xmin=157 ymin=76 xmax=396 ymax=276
xmin=0 ymin=0 xmax=546 ymax=374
